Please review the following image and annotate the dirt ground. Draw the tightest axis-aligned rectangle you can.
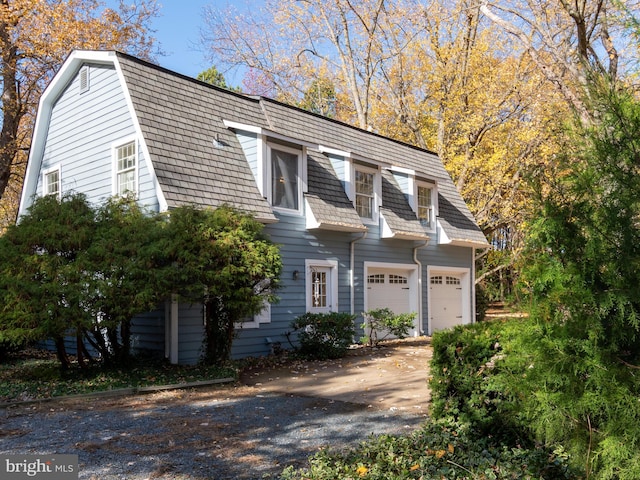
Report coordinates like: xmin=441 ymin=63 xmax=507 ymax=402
xmin=241 ymin=336 xmax=432 ymax=414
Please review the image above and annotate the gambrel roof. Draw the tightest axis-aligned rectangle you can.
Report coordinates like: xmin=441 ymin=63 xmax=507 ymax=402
xmin=23 ymin=50 xmax=488 ymax=247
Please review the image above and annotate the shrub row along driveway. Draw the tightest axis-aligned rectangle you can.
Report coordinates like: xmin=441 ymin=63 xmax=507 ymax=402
xmin=0 ymin=338 xmax=432 ymax=480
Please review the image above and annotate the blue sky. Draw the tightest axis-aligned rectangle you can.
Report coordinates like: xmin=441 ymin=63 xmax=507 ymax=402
xmin=111 ymin=1 xmax=253 ymax=82
xmin=149 ymin=0 xmax=213 ymax=78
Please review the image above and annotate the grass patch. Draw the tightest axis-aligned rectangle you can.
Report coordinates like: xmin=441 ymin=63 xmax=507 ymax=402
xmin=0 ymin=348 xmax=237 ymax=403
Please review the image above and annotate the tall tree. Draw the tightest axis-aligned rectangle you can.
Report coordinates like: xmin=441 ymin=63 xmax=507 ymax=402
xmin=480 ymin=0 xmax=639 ymax=124
xmin=197 ymin=65 xmax=240 ymax=92
xmin=163 ymin=205 xmax=282 ymax=364
xmin=203 ymin=0 xmax=399 ymax=130
xmin=0 ymin=0 xmax=159 ymax=229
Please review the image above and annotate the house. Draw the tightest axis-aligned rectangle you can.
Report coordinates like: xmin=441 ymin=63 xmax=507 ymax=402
xmin=19 ymin=50 xmax=489 ymax=364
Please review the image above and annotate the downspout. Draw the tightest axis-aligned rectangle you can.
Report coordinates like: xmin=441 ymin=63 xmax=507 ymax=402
xmin=350 ymin=231 xmax=367 ymax=315
xmin=413 ymin=240 xmax=429 ymax=336
xmin=472 ymin=247 xmax=476 ymax=324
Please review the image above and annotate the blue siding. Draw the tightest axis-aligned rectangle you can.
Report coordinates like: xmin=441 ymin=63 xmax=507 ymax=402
xmin=392 ymin=171 xmax=410 ymax=199
xmin=177 ymin=303 xmax=205 ymax=364
xmin=328 ymin=154 xmax=348 ymax=190
xmin=230 ymin=212 xmax=353 ymax=359
xmin=130 ymin=309 xmax=165 ymax=358
xmin=236 ymin=131 xmax=259 ymax=179
xmin=37 ymin=63 xmax=159 ymax=211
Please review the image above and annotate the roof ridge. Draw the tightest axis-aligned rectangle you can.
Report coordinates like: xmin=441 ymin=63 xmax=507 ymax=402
xmin=257 ymin=96 xmax=439 ymax=157
xmin=114 ymin=50 xmax=260 ymax=104
xmin=112 ymin=50 xmax=438 ymax=157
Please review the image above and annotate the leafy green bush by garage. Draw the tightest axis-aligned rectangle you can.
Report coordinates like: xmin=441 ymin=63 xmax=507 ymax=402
xmin=290 ymin=312 xmax=356 ymax=359
xmin=361 ymin=308 xmax=416 ymax=347
xmin=281 ymin=418 xmax=573 ymax=480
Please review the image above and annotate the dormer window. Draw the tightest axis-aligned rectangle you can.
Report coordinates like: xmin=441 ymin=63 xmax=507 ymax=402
xmin=269 ymin=143 xmax=303 ymax=213
xmin=416 ymin=181 xmax=437 ymax=230
xmin=352 ymin=164 xmax=380 ymax=223
xmin=355 ymin=169 xmax=374 ymax=218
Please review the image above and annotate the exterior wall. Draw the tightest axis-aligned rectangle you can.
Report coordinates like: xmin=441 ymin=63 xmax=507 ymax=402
xmin=237 ymin=131 xmax=259 ymax=181
xmin=130 ymin=309 xmax=165 ymax=358
xmin=36 ymin=63 xmax=159 ymax=211
xmin=230 ymin=212 xmax=353 ymax=359
xmin=177 ymin=303 xmax=205 ymax=364
xmin=328 ymin=153 xmax=348 ymax=190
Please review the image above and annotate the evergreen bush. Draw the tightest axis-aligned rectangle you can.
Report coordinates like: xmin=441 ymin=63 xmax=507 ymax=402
xmin=429 ymin=321 xmax=525 ymax=443
xmin=281 ymin=417 xmax=573 ymax=479
xmin=290 ymin=312 xmax=356 ymax=359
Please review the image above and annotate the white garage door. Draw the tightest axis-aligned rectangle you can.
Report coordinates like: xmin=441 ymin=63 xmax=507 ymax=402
xmin=366 ymin=268 xmax=416 ymax=337
xmin=429 ymin=274 xmax=463 ymax=333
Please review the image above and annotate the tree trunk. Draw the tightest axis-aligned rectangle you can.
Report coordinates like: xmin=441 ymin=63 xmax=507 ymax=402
xmin=54 ymin=336 xmax=71 ymax=370
xmin=0 ymin=12 xmax=21 ymax=202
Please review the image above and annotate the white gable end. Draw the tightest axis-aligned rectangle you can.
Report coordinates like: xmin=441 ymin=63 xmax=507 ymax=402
xmin=20 ymin=51 xmax=166 ymax=217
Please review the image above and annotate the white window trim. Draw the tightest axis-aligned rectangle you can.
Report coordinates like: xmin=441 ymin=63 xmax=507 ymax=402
xmin=266 ymin=142 xmax=305 ymax=214
xmin=305 ymin=259 xmax=339 ymax=312
xmin=352 ymin=163 xmax=381 ymax=225
xmin=42 ymin=165 xmax=61 ymax=199
xmin=235 ymin=302 xmax=271 ymax=329
xmin=111 ymin=136 xmax=139 ymax=197
xmin=414 ymin=180 xmax=438 ymax=232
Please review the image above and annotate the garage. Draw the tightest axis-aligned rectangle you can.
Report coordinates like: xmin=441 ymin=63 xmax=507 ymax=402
xmin=365 ymin=265 xmax=419 ymax=336
xmin=428 ymin=267 xmax=470 ymax=334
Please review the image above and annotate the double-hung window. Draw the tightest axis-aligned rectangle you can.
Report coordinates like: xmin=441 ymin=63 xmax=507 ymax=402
xmin=355 ymin=167 xmax=378 ymax=221
xmin=115 ymin=140 xmax=137 ymax=196
xmin=269 ymin=145 xmax=301 ymax=212
xmin=43 ymin=166 xmax=61 ymax=199
xmin=416 ymin=181 xmax=436 ymax=230
xmin=417 ymin=185 xmax=433 ymax=228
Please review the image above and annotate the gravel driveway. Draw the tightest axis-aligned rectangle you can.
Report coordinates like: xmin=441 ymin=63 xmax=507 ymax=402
xmin=0 ymin=339 xmax=432 ymax=479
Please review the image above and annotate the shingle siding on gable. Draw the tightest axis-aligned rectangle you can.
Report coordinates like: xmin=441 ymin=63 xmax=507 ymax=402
xmin=37 ymin=62 xmax=159 ymax=210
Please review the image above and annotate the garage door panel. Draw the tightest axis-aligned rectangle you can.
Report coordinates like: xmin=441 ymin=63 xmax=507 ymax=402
xmin=430 ymin=274 xmax=463 ymax=333
xmin=366 ymin=268 xmax=415 ymax=337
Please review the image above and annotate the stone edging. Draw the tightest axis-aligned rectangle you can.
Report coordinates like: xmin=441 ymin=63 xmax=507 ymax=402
xmin=0 ymin=377 xmax=236 ymax=409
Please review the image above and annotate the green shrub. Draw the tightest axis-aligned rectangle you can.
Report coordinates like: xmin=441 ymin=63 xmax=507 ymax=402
xmin=281 ymin=418 xmax=573 ymax=479
xmin=361 ymin=308 xmax=416 ymax=347
xmin=429 ymin=320 xmax=527 ymax=444
xmin=290 ymin=312 xmax=356 ymax=360
xmin=500 ymin=318 xmax=640 ymax=479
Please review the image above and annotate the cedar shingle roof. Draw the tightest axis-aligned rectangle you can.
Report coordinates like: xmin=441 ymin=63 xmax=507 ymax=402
xmin=115 ymin=52 xmax=487 ymax=246
xmin=380 ymin=171 xmax=430 ymax=240
xmin=305 ymin=151 xmax=366 ymax=232
xmin=117 ymin=54 xmax=276 ymax=222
